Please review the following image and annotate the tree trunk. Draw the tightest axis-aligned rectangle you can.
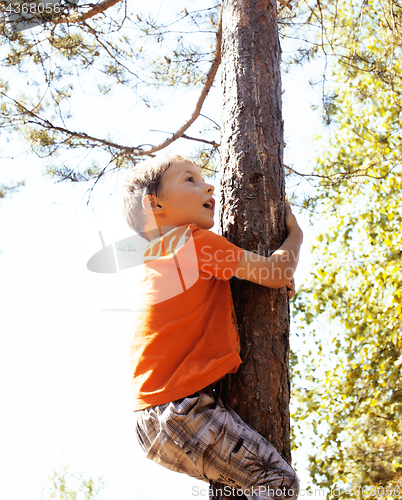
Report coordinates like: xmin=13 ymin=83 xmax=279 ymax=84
xmin=212 ymin=0 xmax=290 ymax=498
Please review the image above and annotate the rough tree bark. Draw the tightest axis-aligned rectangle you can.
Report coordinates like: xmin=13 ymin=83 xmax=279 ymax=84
xmin=212 ymin=0 xmax=290 ymax=498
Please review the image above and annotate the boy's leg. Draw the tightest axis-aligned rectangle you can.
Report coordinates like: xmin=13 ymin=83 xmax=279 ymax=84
xmin=134 ymin=390 xmax=299 ymax=499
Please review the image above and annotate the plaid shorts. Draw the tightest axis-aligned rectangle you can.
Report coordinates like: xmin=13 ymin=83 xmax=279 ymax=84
xmin=134 ymin=389 xmax=299 ymax=499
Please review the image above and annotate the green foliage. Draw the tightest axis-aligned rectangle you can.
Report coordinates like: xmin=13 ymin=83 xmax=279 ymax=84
xmin=290 ymin=1 xmax=402 ymax=497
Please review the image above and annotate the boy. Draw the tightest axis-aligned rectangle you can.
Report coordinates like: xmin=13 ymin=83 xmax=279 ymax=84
xmin=121 ymin=154 xmax=303 ymax=499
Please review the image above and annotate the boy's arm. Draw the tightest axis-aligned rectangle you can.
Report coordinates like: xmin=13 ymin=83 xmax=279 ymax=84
xmin=233 ymin=203 xmax=303 ymax=289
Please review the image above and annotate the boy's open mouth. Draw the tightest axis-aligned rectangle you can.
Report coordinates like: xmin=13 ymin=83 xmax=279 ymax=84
xmin=203 ymin=199 xmax=215 ymax=212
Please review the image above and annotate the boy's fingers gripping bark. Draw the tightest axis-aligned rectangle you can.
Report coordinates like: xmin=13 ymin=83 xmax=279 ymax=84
xmin=285 ymin=203 xmax=301 ymax=235
xmin=286 ymin=278 xmax=295 ymax=299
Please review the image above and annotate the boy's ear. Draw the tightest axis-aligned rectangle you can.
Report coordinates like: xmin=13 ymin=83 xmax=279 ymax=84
xmin=142 ymin=195 xmax=164 ymax=215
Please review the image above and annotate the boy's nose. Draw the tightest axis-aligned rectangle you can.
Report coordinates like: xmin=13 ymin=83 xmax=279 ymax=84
xmin=205 ymin=183 xmax=214 ymax=194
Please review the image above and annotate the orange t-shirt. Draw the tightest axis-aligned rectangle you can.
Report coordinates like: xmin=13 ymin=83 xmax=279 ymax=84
xmin=129 ymin=224 xmax=244 ymax=411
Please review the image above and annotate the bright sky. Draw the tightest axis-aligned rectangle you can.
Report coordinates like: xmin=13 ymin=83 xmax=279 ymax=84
xmin=0 ymin=8 xmax=330 ymax=500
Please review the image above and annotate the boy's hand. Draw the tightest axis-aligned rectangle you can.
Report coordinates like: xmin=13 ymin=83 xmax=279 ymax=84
xmin=234 ymin=202 xmax=303 ymax=289
xmin=286 ymin=278 xmax=296 ymax=299
xmin=285 ymin=202 xmax=302 ymax=236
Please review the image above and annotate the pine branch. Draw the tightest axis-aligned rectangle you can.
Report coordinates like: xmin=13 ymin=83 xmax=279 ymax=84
xmin=278 ymin=0 xmax=293 ymax=10
xmin=57 ymin=0 xmax=123 ymax=24
xmin=1 ymin=6 xmax=222 ymax=162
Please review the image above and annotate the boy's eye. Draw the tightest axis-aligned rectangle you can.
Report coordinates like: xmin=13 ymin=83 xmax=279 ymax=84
xmin=186 ymin=176 xmax=194 ymax=182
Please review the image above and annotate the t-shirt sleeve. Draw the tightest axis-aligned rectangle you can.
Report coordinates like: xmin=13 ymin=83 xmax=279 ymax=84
xmin=191 ymin=226 xmax=244 ymax=281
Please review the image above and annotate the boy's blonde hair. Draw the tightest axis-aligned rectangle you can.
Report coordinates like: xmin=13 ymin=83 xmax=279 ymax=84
xmin=121 ymin=154 xmax=198 ymax=238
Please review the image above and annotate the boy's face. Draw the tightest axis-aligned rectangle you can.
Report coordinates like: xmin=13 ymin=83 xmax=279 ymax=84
xmin=154 ymin=161 xmax=215 ymax=229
